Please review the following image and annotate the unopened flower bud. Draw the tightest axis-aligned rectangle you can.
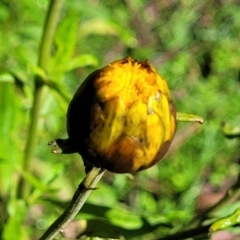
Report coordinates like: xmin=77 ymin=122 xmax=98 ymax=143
xmin=52 ymin=57 xmax=177 ymax=173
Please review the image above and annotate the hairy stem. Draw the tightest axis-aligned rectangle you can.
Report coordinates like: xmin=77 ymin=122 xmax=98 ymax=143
xmin=17 ymin=0 xmax=65 ymax=199
xmin=39 ymin=167 xmax=106 ymax=240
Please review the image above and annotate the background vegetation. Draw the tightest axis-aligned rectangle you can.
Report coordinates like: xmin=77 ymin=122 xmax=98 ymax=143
xmin=0 ymin=0 xmax=240 ymax=239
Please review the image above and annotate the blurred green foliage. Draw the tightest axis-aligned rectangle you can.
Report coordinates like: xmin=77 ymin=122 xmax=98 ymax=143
xmin=1 ymin=0 xmax=240 ymax=239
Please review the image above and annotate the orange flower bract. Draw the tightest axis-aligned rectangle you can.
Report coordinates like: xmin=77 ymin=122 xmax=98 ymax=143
xmin=56 ymin=57 xmax=176 ymax=173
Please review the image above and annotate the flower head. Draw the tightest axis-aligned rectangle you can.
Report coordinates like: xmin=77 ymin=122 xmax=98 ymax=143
xmin=58 ymin=57 xmax=176 ymax=173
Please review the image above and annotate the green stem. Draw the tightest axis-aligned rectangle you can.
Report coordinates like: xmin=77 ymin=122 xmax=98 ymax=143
xmin=38 ymin=0 xmax=64 ymax=70
xmin=17 ymin=0 xmax=65 ymax=199
xmin=39 ymin=167 xmax=106 ymax=240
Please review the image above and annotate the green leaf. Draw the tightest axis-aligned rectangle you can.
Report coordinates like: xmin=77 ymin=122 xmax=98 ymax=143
xmin=67 ymin=1 xmax=135 ymax=43
xmin=221 ymin=122 xmax=240 ymax=138
xmin=45 ymin=80 xmax=71 ymax=103
xmin=106 ymin=208 xmax=142 ymax=229
xmin=65 ymin=54 xmax=98 ymax=71
xmin=210 ymin=207 xmax=240 ymax=232
xmin=20 ymin=169 xmax=57 ymax=192
xmin=55 ymin=16 xmax=78 ymax=59
xmin=30 ymin=64 xmax=48 ymax=81
xmin=80 ymin=18 xmax=118 ymax=36
xmin=2 ymin=199 xmax=29 ymax=240
xmin=49 ymin=16 xmax=99 ymax=81
xmin=0 ymin=73 xmax=15 ymax=83
xmin=176 ymin=112 xmax=204 ymax=124
xmin=80 ymin=218 xmax=122 ymax=239
xmin=0 ymin=80 xmax=20 ymax=194
xmin=49 ymin=16 xmax=79 ymax=79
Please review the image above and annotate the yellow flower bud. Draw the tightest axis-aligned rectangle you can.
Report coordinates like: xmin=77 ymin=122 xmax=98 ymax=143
xmin=54 ymin=57 xmax=176 ymax=173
